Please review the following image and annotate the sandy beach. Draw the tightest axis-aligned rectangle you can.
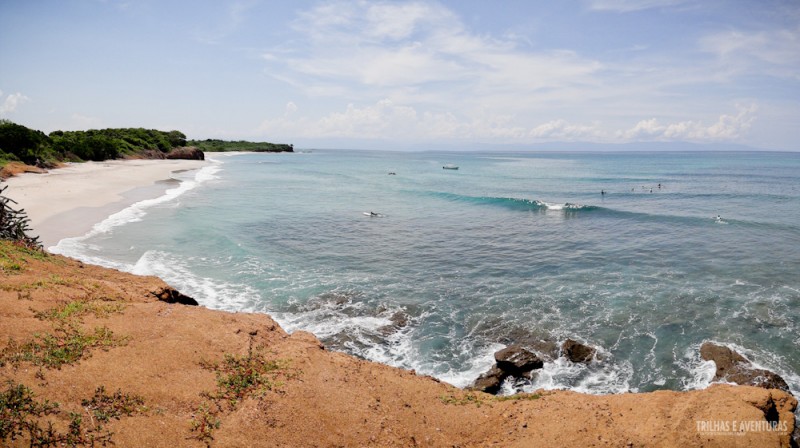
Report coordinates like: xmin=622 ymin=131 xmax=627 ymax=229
xmin=2 ymin=159 xmax=207 ymax=249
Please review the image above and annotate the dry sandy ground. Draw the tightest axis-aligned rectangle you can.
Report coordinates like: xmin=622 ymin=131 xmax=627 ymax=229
xmin=0 ymin=243 xmax=796 ymax=447
xmin=2 ymin=159 xmax=206 ymax=248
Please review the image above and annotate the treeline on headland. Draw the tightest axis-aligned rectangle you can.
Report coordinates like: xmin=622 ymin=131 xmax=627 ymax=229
xmin=0 ymin=120 xmax=293 ymax=175
xmin=188 ymin=139 xmax=293 ymax=153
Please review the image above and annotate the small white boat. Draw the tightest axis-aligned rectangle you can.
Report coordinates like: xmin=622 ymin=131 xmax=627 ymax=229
xmin=443 ymin=164 xmax=459 ymax=170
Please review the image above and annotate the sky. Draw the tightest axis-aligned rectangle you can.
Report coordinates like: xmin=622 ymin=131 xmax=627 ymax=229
xmin=1 ymin=0 xmax=799 ymax=151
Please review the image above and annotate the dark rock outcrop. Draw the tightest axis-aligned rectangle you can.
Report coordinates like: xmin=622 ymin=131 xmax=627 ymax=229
xmin=562 ymin=339 xmax=597 ymax=364
xmin=136 ymin=149 xmax=166 ymax=159
xmin=494 ymin=345 xmax=544 ymax=375
xmin=151 ymin=287 xmax=199 ymax=306
xmin=470 ymin=345 xmax=544 ymax=394
xmin=472 ymin=365 xmax=506 ymax=395
xmin=166 ymin=146 xmax=205 ymax=160
xmin=700 ymin=342 xmax=791 ymax=394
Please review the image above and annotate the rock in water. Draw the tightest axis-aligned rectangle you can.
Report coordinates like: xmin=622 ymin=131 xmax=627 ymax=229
xmin=700 ymin=342 xmax=791 ymax=394
xmin=494 ymin=345 xmax=544 ymax=375
xmin=699 ymin=342 xmax=748 ymax=377
xmin=470 ymin=345 xmax=545 ymax=394
xmin=562 ymin=339 xmax=597 ymax=363
xmin=471 ymin=365 xmax=506 ymax=395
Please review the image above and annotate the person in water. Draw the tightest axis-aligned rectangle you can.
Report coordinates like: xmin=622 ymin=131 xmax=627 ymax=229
xmin=601 ymin=190 xmax=605 ymax=196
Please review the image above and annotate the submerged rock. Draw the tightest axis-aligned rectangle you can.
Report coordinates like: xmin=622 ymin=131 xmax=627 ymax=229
xmin=468 ymin=320 xmax=559 ymax=360
xmin=700 ymin=342 xmax=791 ymax=394
xmin=561 ymin=339 xmax=597 ymax=364
xmin=378 ymin=311 xmax=410 ymax=336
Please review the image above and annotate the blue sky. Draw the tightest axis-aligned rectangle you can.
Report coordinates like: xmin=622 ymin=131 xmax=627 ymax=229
xmin=1 ymin=0 xmax=798 ymax=150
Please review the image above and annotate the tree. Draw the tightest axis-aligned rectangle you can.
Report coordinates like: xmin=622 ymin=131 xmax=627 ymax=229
xmin=0 ymin=120 xmax=51 ymax=165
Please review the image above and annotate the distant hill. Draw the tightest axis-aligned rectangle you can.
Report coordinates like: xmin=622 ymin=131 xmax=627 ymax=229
xmin=188 ymin=139 xmax=293 ymax=153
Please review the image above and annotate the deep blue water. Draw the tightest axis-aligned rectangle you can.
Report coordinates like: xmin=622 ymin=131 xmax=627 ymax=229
xmin=53 ymin=150 xmax=800 ymax=396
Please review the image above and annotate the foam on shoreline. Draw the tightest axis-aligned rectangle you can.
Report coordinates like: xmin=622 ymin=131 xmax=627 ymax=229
xmin=2 ymin=158 xmax=209 ymax=248
xmin=51 ymin=162 xmax=221 ymax=261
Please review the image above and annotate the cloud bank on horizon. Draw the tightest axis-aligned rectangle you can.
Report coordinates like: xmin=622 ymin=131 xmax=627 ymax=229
xmin=1 ymin=0 xmax=798 ymax=150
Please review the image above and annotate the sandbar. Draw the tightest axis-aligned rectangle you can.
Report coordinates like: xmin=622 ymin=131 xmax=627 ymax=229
xmin=2 ymin=159 xmax=207 ymax=249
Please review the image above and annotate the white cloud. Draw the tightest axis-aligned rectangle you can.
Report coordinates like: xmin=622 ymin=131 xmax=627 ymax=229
xmin=253 ymin=2 xmax=791 ymax=148
xmin=0 ymin=91 xmax=30 ymax=116
xmin=529 ymin=119 xmax=604 ymax=140
xmin=700 ymin=28 xmax=800 ymax=79
xmin=272 ymin=1 xmax=602 ymax=102
xmin=364 ymin=2 xmax=451 ymax=40
xmin=618 ymin=105 xmax=757 ymax=141
xmin=587 ymin=0 xmax=689 ymax=12
xmin=261 ymin=99 xmax=759 ymax=145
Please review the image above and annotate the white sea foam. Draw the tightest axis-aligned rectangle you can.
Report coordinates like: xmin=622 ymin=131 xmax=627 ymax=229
xmin=541 ymin=201 xmax=588 ymax=211
xmin=131 ymin=250 xmax=258 ymax=310
xmin=677 ymin=344 xmax=716 ymax=390
xmin=436 ymin=343 xmax=505 ymax=389
xmin=51 ymin=164 xmax=220 ymax=260
xmin=518 ymin=349 xmax=633 ymax=395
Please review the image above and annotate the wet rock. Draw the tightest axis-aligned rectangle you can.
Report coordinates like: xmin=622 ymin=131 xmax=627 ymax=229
xmin=166 ymin=146 xmax=204 ymax=160
xmin=470 ymin=320 xmax=559 ymax=360
xmin=378 ymin=311 xmax=410 ymax=336
xmin=151 ymin=286 xmax=199 ymax=306
xmin=700 ymin=342 xmax=791 ymax=394
xmin=561 ymin=339 xmax=597 ymax=364
xmin=470 ymin=365 xmax=506 ymax=394
xmin=494 ymin=345 xmax=544 ymax=375
xmin=699 ymin=342 xmax=747 ymax=377
xmin=389 ymin=311 xmax=409 ymax=328
xmin=470 ymin=345 xmax=545 ymax=394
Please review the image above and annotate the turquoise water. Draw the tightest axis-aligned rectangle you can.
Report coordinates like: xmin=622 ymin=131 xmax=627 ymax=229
xmin=53 ymin=150 xmax=800 ymax=396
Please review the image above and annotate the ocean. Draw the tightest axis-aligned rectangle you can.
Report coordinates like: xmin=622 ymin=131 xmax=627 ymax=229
xmin=52 ymin=149 xmax=800 ymax=397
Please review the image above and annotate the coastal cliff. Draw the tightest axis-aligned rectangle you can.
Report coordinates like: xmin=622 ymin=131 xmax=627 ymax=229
xmin=0 ymin=241 xmax=796 ymax=447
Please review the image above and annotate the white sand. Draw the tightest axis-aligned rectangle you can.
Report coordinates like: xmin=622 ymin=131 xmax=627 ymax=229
xmin=3 ymin=159 xmax=207 ymax=249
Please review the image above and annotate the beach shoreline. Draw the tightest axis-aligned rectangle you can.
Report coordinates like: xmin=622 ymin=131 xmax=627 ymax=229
xmin=2 ymin=159 xmax=207 ymax=249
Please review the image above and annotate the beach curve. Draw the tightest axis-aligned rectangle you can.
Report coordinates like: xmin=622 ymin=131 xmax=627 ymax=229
xmin=2 ymin=158 xmax=208 ymax=249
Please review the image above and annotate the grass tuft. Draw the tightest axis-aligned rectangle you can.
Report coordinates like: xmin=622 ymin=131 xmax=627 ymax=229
xmin=33 ymin=299 xmax=126 ymax=322
xmin=190 ymin=345 xmax=297 ymax=445
xmin=0 ymin=381 xmax=128 ymax=447
xmin=81 ymin=386 xmax=146 ymax=423
xmin=0 ymin=323 xmax=127 ymax=369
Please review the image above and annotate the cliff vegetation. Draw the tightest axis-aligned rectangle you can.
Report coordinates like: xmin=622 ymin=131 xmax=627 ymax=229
xmin=0 ymin=120 xmax=292 ymax=178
